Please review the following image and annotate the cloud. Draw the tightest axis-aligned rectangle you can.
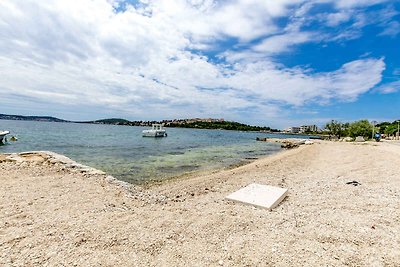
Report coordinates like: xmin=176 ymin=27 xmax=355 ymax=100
xmin=308 ymin=2 xmax=398 ymax=42
xmin=325 ymin=12 xmax=352 ymax=27
xmin=379 ymin=21 xmax=400 ymax=37
xmin=226 ymin=58 xmax=385 ymax=105
xmin=253 ymin=32 xmax=314 ymax=54
xmin=373 ymin=81 xmax=400 ymax=94
xmin=321 ymin=58 xmax=385 ymax=100
xmin=333 ymin=0 xmax=390 ymax=9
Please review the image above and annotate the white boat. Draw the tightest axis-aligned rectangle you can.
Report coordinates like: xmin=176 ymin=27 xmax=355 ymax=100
xmin=142 ymin=124 xmax=167 ymax=137
xmin=0 ymin=130 xmax=10 ymax=144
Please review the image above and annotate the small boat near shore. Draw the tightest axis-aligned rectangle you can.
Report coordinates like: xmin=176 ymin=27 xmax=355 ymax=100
xmin=142 ymin=124 xmax=167 ymax=137
xmin=0 ymin=130 xmax=10 ymax=144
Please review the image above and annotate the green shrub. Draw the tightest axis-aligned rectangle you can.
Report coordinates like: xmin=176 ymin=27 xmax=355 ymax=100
xmin=348 ymin=120 xmax=373 ymax=138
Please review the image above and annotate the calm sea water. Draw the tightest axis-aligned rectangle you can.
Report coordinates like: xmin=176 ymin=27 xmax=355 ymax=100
xmin=0 ymin=120 xmax=308 ymax=184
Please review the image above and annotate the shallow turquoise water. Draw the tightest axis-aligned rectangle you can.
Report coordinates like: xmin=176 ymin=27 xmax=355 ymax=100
xmin=0 ymin=120 xmax=308 ymax=184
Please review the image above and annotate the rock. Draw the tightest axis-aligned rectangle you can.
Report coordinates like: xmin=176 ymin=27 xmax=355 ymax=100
xmin=0 ymin=154 xmax=7 ymax=162
xmin=6 ymin=154 xmax=25 ymax=163
xmin=355 ymin=136 xmax=365 ymax=142
xmin=281 ymin=142 xmax=299 ymax=149
xmin=105 ymin=176 xmax=116 ymax=182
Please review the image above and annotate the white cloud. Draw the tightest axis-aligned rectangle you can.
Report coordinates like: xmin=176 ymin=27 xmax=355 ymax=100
xmin=379 ymin=21 xmax=400 ymax=37
xmin=373 ymin=81 xmax=400 ymax=94
xmin=320 ymin=58 xmax=385 ymax=100
xmin=333 ymin=0 xmax=390 ymax=9
xmin=325 ymin=12 xmax=351 ymax=27
xmin=226 ymin=58 xmax=385 ymax=106
xmin=253 ymin=32 xmax=314 ymax=54
xmin=307 ymin=2 xmax=398 ymax=43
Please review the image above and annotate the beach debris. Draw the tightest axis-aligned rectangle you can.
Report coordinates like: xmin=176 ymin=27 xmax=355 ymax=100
xmin=304 ymin=140 xmax=314 ymax=145
xmin=226 ymin=183 xmax=288 ymax=210
xmin=355 ymin=136 xmax=365 ymax=142
xmin=342 ymin=137 xmax=353 ymax=142
xmin=346 ymin=181 xmax=361 ymax=186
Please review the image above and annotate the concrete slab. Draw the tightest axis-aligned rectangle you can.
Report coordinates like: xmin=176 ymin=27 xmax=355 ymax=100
xmin=226 ymin=183 xmax=288 ymax=210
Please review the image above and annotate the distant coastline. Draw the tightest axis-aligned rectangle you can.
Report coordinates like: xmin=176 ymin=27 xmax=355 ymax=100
xmin=0 ymin=113 xmax=69 ymax=123
xmin=0 ymin=113 xmax=278 ymax=132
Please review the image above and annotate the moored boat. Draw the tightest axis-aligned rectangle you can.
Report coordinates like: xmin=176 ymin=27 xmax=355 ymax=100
xmin=142 ymin=124 xmax=167 ymax=137
xmin=0 ymin=130 xmax=10 ymax=144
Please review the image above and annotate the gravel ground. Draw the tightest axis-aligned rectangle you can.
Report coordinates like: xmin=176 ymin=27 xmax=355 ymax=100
xmin=1 ymin=141 xmax=399 ymax=266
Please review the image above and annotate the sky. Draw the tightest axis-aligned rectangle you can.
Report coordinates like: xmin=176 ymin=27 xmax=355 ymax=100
xmin=0 ymin=0 xmax=399 ymax=128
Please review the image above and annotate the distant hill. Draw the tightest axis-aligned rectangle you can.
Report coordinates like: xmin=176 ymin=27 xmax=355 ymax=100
xmin=81 ymin=118 xmax=131 ymax=125
xmin=167 ymin=120 xmax=278 ymax=132
xmin=0 ymin=113 xmax=69 ymax=122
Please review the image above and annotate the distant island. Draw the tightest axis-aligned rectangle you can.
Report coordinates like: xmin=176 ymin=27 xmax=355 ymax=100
xmin=82 ymin=118 xmax=278 ymax=132
xmin=166 ymin=120 xmax=279 ymax=132
xmin=0 ymin=114 xmax=277 ymax=132
xmin=0 ymin=113 xmax=69 ymax=123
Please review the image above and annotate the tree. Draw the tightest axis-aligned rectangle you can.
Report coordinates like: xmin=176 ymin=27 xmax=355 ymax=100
xmin=384 ymin=124 xmax=398 ymax=135
xmin=377 ymin=120 xmax=400 ymax=136
xmin=347 ymin=120 xmax=373 ymax=139
xmin=342 ymin=122 xmax=350 ymax=137
xmin=325 ymin=120 xmax=343 ymax=138
xmin=376 ymin=121 xmax=391 ymax=133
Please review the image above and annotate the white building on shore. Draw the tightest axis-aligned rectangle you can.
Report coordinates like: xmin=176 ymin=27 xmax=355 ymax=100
xmin=284 ymin=125 xmax=319 ymax=134
xmin=300 ymin=125 xmax=319 ymax=133
xmin=284 ymin=127 xmax=301 ymax=133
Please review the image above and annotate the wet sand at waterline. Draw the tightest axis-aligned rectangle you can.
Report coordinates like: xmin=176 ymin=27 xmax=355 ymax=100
xmin=1 ymin=141 xmax=399 ymax=266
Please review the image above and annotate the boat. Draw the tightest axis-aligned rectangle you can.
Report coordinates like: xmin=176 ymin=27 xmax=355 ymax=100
xmin=142 ymin=124 xmax=167 ymax=137
xmin=0 ymin=130 xmax=10 ymax=144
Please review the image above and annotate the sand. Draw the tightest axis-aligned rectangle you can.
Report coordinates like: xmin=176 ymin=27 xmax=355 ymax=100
xmin=1 ymin=141 xmax=400 ymax=266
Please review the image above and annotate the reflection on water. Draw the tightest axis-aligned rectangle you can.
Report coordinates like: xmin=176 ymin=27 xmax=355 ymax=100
xmin=0 ymin=120 xmax=308 ymax=184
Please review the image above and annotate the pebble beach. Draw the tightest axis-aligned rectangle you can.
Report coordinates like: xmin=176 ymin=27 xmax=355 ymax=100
xmin=1 ymin=140 xmax=400 ymax=266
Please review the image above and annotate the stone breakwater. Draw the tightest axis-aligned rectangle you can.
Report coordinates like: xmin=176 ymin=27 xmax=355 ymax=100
xmin=0 ymin=151 xmax=168 ymax=205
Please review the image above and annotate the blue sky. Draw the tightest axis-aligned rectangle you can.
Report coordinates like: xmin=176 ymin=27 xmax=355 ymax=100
xmin=0 ymin=0 xmax=399 ymax=128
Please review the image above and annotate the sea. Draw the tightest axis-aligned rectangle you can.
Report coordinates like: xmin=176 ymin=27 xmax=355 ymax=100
xmin=0 ymin=120 xmax=311 ymax=184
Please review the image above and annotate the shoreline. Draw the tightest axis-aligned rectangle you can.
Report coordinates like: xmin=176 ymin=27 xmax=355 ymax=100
xmin=142 ymin=145 xmax=297 ymax=188
xmin=0 ymin=138 xmax=296 ymax=189
xmin=1 ymin=141 xmax=399 ymax=266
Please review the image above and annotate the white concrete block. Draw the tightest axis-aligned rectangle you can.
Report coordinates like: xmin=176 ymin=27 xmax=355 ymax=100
xmin=226 ymin=183 xmax=288 ymax=210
